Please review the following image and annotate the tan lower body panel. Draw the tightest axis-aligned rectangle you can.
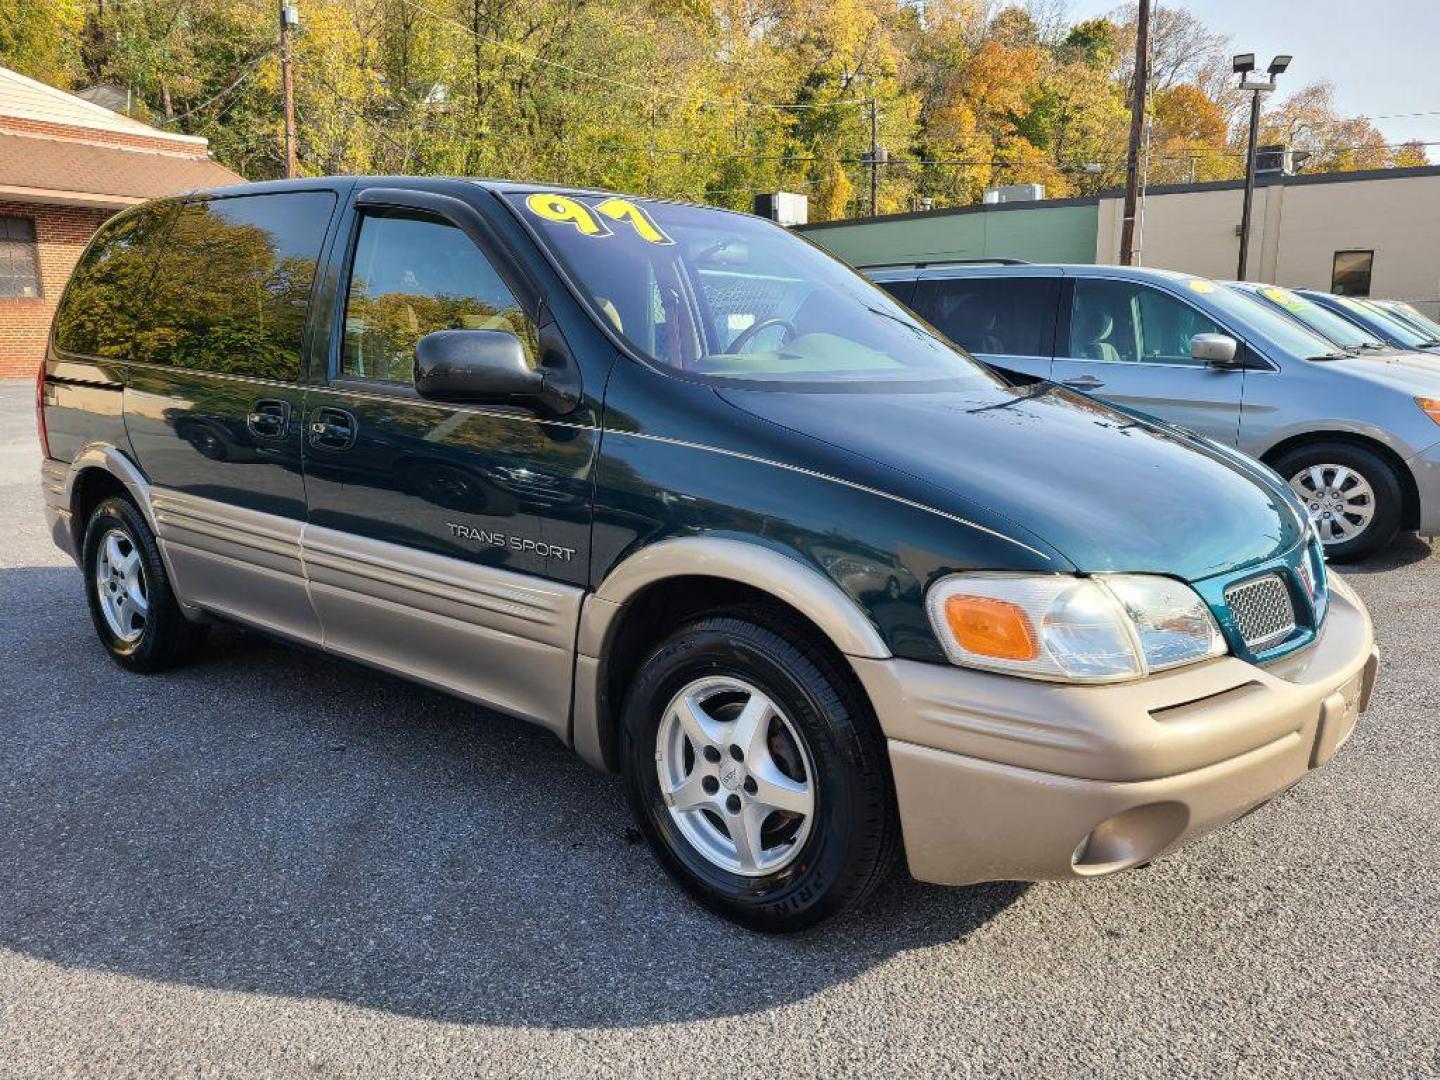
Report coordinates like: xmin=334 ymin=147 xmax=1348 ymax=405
xmin=302 ymin=524 xmax=581 ymax=737
xmin=150 ymin=489 xmax=320 ymax=643
xmin=147 ymin=488 xmax=581 ymax=738
xmin=861 ymin=585 xmax=1378 ymax=885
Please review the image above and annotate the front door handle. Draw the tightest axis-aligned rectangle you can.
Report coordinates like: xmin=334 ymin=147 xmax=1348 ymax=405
xmin=247 ymin=398 xmax=291 ymax=440
xmin=308 ymin=407 xmax=358 ymax=450
xmin=1062 ymin=375 xmax=1106 ymax=391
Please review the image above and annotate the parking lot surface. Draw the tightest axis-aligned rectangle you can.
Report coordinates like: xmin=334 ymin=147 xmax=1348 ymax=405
xmin=1 ymin=379 xmax=1437 ymax=1078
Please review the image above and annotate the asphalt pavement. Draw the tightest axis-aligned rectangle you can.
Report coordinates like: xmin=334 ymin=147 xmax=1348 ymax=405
xmin=1 ymin=379 xmax=1437 ymax=1078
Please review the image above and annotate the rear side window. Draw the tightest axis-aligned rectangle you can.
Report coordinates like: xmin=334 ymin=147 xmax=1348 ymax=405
xmin=54 ymin=204 xmax=176 ymax=358
xmin=340 ymin=211 xmax=536 ymax=385
xmin=913 ymin=277 xmax=1058 ymax=357
xmin=137 ymin=193 xmax=335 ymax=380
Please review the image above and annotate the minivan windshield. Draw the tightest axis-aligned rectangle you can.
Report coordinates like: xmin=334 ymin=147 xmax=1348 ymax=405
xmin=1331 ymin=295 xmax=1434 ymax=349
xmin=1378 ymin=300 xmax=1440 ymax=341
xmin=506 ymin=191 xmax=1000 ymax=388
xmin=1189 ymin=279 xmax=1341 ymax=358
xmin=1237 ymin=284 xmax=1387 ymax=351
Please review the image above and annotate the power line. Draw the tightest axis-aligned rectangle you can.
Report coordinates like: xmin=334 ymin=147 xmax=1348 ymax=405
xmin=157 ymin=47 xmax=275 ymax=125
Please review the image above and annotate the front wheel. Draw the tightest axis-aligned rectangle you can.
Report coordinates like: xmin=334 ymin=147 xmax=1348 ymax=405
xmin=1273 ymin=441 xmax=1403 ymax=562
xmin=620 ymin=610 xmax=899 ymax=932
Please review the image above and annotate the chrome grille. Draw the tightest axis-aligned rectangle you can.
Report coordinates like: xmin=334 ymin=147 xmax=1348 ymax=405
xmin=1225 ymin=574 xmax=1297 ymax=650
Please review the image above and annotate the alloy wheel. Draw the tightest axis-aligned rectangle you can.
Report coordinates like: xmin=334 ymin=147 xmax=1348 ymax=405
xmin=94 ymin=527 xmax=149 ymax=643
xmin=654 ymin=675 xmax=816 ymax=877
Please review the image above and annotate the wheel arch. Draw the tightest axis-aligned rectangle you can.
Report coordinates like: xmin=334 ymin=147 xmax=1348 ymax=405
xmin=572 ymin=538 xmax=891 ymax=772
xmin=1260 ymin=429 xmax=1420 ymax=532
xmin=66 ymin=444 xmax=158 ymax=552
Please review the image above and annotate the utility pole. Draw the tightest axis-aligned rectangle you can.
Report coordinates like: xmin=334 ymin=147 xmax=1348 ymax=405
xmin=1118 ymin=0 xmax=1150 ymax=265
xmin=279 ymin=1 xmax=299 ymax=179
xmin=1232 ymin=53 xmax=1290 ymax=280
xmin=868 ymin=99 xmax=880 ymax=216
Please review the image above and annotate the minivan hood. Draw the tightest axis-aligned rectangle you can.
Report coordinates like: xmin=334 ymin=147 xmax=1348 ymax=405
xmin=717 ymin=383 xmax=1307 ymax=581
xmin=1322 ymin=350 xmax=1440 ymax=395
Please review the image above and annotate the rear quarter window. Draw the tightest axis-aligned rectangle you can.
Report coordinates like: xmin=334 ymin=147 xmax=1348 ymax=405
xmin=54 ymin=204 xmax=174 ymax=359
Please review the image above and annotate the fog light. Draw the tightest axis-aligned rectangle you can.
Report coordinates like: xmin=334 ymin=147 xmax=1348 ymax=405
xmin=1070 ymin=802 xmax=1190 ymax=876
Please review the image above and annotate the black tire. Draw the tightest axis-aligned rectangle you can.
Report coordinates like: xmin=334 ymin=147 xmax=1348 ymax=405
xmin=81 ymin=495 xmax=206 ymax=672
xmin=620 ymin=607 xmax=899 ymax=933
xmin=1271 ymin=441 xmax=1404 ymax=562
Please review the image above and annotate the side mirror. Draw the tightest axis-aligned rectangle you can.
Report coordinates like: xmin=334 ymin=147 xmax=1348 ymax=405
xmin=1192 ymin=333 xmax=1240 ymax=367
xmin=415 ymin=329 xmax=546 ymax=405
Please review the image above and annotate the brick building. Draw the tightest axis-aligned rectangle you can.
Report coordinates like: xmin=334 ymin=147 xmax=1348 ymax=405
xmin=0 ymin=67 xmax=244 ymax=379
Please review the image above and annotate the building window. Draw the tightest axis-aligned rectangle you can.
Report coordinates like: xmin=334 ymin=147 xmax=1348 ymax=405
xmin=1331 ymin=250 xmax=1374 ymax=297
xmin=0 ymin=216 xmax=42 ymax=298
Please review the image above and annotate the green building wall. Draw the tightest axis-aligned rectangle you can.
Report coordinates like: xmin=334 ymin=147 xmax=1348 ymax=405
xmin=796 ymin=201 xmax=1101 ymax=267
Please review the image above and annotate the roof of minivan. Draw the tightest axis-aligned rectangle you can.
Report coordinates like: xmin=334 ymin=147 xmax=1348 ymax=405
xmin=873 ymin=262 xmax=1203 ymax=283
xmin=165 ymin=175 xmax=754 ymax=217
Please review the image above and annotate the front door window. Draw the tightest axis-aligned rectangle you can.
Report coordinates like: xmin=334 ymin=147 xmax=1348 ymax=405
xmin=1068 ymin=279 xmax=1222 ymax=366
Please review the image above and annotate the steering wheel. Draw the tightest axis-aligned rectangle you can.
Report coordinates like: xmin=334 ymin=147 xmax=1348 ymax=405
xmin=728 ymin=317 xmax=798 ymax=353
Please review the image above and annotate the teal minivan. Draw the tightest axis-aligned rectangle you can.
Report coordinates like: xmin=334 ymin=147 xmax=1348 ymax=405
xmin=40 ymin=179 xmax=1378 ymax=930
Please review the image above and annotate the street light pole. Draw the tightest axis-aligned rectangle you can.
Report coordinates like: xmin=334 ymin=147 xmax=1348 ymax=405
xmin=1237 ymin=87 xmax=1262 ymax=280
xmin=1233 ymin=53 xmax=1290 ymax=281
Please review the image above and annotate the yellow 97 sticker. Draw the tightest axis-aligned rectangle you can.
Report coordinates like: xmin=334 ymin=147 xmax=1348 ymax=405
xmin=1186 ymin=279 xmax=1216 ymax=294
xmin=525 ymin=193 xmax=673 ymax=245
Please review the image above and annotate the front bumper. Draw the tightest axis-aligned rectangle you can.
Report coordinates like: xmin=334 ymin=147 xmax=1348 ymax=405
xmin=1409 ymin=438 xmax=1440 ymax=535
xmin=852 ymin=578 xmax=1378 ymax=885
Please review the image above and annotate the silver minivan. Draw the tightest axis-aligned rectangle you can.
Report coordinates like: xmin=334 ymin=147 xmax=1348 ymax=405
xmin=870 ymin=263 xmax=1440 ymax=560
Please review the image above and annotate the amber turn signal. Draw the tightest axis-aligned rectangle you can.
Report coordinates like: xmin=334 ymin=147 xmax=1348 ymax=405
xmin=943 ymin=595 xmax=1040 ymax=661
xmin=1418 ymin=397 xmax=1440 ymax=426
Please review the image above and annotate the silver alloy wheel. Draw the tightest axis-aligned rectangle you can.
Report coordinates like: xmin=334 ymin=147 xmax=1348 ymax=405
xmin=655 ymin=675 xmax=816 ymax=877
xmin=95 ymin=528 xmax=149 ymax=643
xmin=1289 ymin=464 xmax=1376 ymax=545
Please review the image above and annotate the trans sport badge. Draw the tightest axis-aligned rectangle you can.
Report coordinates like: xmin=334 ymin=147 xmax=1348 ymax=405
xmin=446 ymin=522 xmax=577 ymax=561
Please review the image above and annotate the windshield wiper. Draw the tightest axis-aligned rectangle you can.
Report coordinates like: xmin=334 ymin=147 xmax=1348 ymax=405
xmin=1417 ymin=338 xmax=1440 ymax=348
xmin=1307 ymin=351 xmax=1350 ymax=361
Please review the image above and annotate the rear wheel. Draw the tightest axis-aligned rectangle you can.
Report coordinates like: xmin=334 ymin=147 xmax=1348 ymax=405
xmin=1273 ymin=442 xmax=1403 ymax=562
xmin=82 ymin=496 xmax=205 ymax=672
xmin=620 ymin=609 xmax=899 ymax=932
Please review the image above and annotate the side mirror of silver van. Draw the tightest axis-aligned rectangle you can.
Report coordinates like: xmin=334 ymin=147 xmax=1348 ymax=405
xmin=1192 ymin=333 xmax=1240 ymax=367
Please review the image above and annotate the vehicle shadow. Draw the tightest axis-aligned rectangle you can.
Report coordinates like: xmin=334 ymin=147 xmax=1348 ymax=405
xmin=1341 ymin=533 xmax=1434 ymax=574
xmin=0 ymin=565 xmax=1026 ymax=1030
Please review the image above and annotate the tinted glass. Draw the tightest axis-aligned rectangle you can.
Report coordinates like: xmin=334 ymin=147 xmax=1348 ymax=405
xmin=0 ymin=215 xmax=40 ymax=298
xmin=1198 ymin=283 xmax=1338 ymax=357
xmin=54 ymin=204 xmax=175 ymax=358
xmin=1335 ymin=295 xmax=1430 ymax=348
xmin=135 ymin=193 xmax=334 ymax=380
xmin=1068 ymin=279 xmax=1221 ymax=365
xmin=916 ymin=277 xmax=1057 ymax=356
xmin=1248 ymin=285 xmax=1383 ymax=349
xmin=341 ymin=212 xmax=536 ymax=385
xmin=1383 ymin=301 xmax=1440 ymax=340
xmin=509 ymin=192 xmax=997 ymax=388
xmin=1331 ymin=250 xmax=1373 ymax=296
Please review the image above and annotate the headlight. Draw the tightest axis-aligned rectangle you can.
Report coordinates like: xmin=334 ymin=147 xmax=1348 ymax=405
xmin=926 ymin=573 xmax=1226 ymax=683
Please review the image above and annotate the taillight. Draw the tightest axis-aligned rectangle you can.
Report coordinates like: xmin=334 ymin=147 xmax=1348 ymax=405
xmin=35 ymin=356 xmax=51 ymax=459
